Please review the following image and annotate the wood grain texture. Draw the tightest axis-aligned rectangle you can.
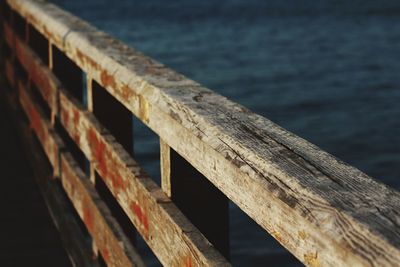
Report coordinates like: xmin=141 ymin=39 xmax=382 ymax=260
xmin=61 ymin=152 xmax=145 ymax=267
xmin=6 ymin=0 xmax=400 ymax=266
xmin=59 ymin=87 xmax=229 ymax=267
xmin=5 ymin=24 xmax=229 ymax=266
xmin=160 ymin=139 xmax=172 ymax=198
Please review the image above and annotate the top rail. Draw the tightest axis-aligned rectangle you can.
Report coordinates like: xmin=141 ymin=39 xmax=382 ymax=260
xmin=4 ymin=0 xmax=400 ymax=266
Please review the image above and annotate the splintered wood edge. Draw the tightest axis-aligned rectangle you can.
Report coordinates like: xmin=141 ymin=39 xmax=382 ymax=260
xmin=6 ymin=0 xmax=400 ymax=266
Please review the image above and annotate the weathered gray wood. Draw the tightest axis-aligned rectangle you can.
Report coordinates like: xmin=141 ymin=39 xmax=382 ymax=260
xmin=6 ymin=0 xmax=400 ymax=266
xmin=58 ymin=86 xmax=230 ymax=267
xmin=6 ymin=26 xmax=229 ymax=266
xmin=160 ymin=139 xmax=171 ymax=197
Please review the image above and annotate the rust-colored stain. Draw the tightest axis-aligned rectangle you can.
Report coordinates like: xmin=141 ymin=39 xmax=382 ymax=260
xmin=14 ymin=36 xmax=53 ymax=104
xmin=83 ymin=205 xmax=94 ymax=233
xmin=304 ymin=251 xmax=320 ymax=267
xmin=101 ymin=247 xmax=110 ymax=264
xmin=28 ymin=102 xmax=44 ymax=141
xmin=121 ymin=84 xmax=136 ymax=101
xmin=29 ymin=61 xmax=51 ymax=102
xmin=109 ymin=171 xmax=125 ymax=195
xmin=100 ymin=70 xmax=117 ymax=89
xmin=76 ymin=49 xmax=101 ymax=71
xmin=130 ymin=201 xmax=149 ymax=237
xmin=73 ymin=109 xmax=80 ymax=126
xmin=61 ymin=108 xmax=70 ymax=127
xmin=87 ymin=128 xmax=108 ymax=176
xmin=72 ymin=109 xmax=81 ymax=144
xmin=87 ymin=128 xmax=125 ymax=194
xmin=183 ymin=256 xmax=193 ymax=267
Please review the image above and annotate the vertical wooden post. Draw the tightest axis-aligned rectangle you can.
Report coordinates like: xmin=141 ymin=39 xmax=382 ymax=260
xmin=47 ymin=42 xmax=57 ymax=127
xmin=85 ymin=75 xmax=99 ymax=257
xmin=160 ymin=139 xmax=172 ymax=198
xmin=160 ymin=139 xmax=230 ymax=259
xmin=86 ymin=75 xmax=96 ymax=185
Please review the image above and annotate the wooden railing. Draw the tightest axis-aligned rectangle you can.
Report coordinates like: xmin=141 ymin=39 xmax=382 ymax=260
xmin=1 ymin=0 xmax=399 ymax=266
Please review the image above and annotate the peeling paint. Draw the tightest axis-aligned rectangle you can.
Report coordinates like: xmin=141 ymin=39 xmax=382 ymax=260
xmin=83 ymin=205 xmax=94 ymax=232
xmin=87 ymin=127 xmax=108 ymax=176
xmin=130 ymin=201 xmax=149 ymax=238
xmin=76 ymin=49 xmax=101 ymax=71
xmin=100 ymin=70 xmax=116 ymax=89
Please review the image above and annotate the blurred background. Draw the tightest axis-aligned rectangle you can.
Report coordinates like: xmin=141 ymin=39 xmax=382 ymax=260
xmin=47 ymin=1 xmax=400 ymax=266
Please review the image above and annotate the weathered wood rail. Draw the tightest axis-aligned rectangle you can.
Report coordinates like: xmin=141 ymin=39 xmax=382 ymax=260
xmin=1 ymin=0 xmax=399 ymax=266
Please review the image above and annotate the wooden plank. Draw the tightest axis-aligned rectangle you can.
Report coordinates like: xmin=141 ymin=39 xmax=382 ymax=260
xmin=4 ymin=22 xmax=58 ymax=117
xmin=17 ymin=79 xmax=61 ymax=177
xmin=5 ymin=25 xmax=229 ymax=266
xmin=59 ymin=87 xmax=229 ymax=267
xmin=61 ymin=152 xmax=145 ymax=267
xmin=7 ymin=0 xmax=400 ymax=266
xmin=1 ymin=84 xmax=100 ymax=267
xmin=11 ymin=77 xmax=145 ymax=267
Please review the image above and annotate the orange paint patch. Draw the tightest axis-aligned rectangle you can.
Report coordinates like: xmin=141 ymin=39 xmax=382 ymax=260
xmin=76 ymin=49 xmax=101 ymax=70
xmin=130 ymin=201 xmax=149 ymax=237
xmin=83 ymin=205 xmax=94 ymax=232
xmin=121 ymin=84 xmax=136 ymax=101
xmin=87 ymin=128 xmax=108 ymax=177
xmin=100 ymin=70 xmax=116 ymax=89
xmin=101 ymin=247 xmax=110 ymax=263
xmin=72 ymin=109 xmax=80 ymax=144
xmin=109 ymin=171 xmax=125 ymax=195
xmin=87 ymin=128 xmax=126 ymax=194
xmin=184 ymin=256 xmax=192 ymax=267
xmin=73 ymin=109 xmax=80 ymax=126
xmin=28 ymin=103 xmax=44 ymax=140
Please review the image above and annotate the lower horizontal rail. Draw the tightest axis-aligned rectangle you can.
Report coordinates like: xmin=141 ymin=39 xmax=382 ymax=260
xmin=4 ymin=40 xmax=229 ymax=266
xmin=12 ymin=78 xmax=144 ymax=267
xmin=0 ymin=86 xmax=100 ymax=267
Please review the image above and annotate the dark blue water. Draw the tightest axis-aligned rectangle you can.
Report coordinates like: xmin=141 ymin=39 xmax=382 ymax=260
xmin=51 ymin=1 xmax=400 ymax=265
